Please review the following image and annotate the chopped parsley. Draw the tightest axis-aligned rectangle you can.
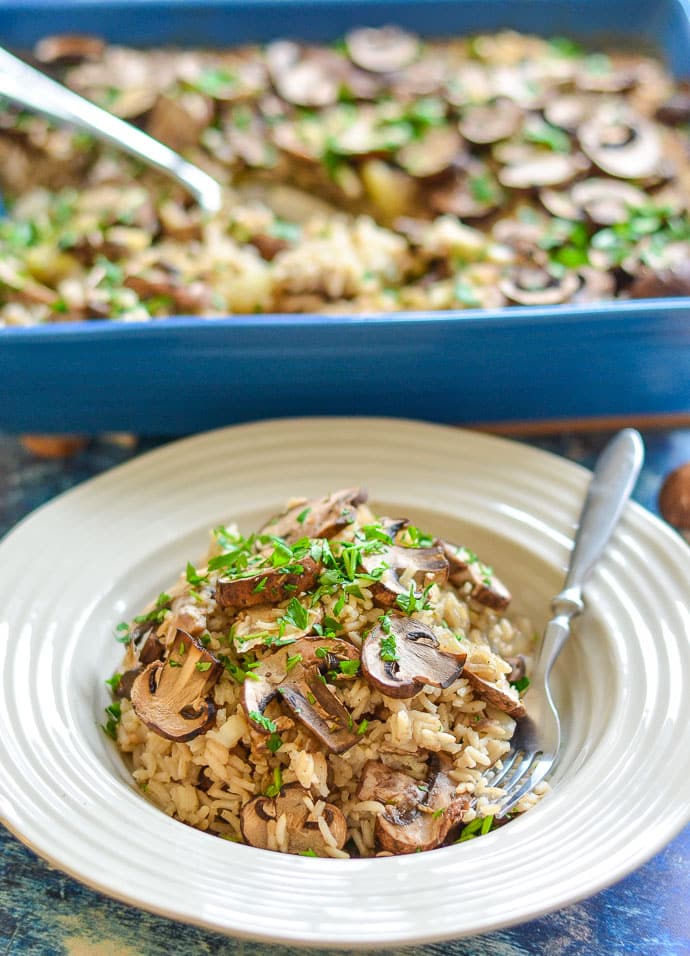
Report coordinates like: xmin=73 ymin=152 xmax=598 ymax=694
xmin=456 ymin=814 xmax=495 ymax=843
xmin=281 ymin=597 xmax=309 ymax=631
xmin=299 ymin=848 xmax=318 ymax=857
xmin=249 ymin=711 xmax=277 ymax=733
xmin=133 ymin=592 xmax=171 ymax=626
xmin=286 ymin=652 xmax=303 ymax=672
xmin=380 ymin=632 xmax=399 ymax=663
xmin=510 ymin=675 xmax=530 ymax=693
xmin=266 ymin=733 xmax=282 ymax=753
xmin=265 ymin=766 xmax=283 ymax=798
xmin=357 ymin=718 xmax=369 ymax=735
xmin=195 ymin=661 xmax=212 ymax=672
xmin=115 ymin=621 xmax=131 ymax=644
xmin=296 ymin=506 xmax=311 ymax=524
xmin=396 ymin=582 xmax=433 ymax=615
xmin=403 ymin=525 xmax=434 ymax=548
xmin=101 ymin=701 xmax=122 ymax=740
xmin=333 ymin=593 xmax=347 ymax=616
xmin=431 ymin=807 xmax=446 ymax=820
xmin=185 ymin=561 xmax=208 ymax=586
xmin=339 ymin=659 xmax=360 ymax=677
xmin=105 ymin=673 xmax=122 ymax=692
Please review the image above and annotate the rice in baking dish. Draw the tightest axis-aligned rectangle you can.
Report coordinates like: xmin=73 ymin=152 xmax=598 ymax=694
xmin=106 ymin=488 xmax=546 ymax=857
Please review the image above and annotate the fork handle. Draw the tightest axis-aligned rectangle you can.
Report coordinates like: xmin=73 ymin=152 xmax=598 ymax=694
xmin=534 ymin=428 xmax=644 ymax=678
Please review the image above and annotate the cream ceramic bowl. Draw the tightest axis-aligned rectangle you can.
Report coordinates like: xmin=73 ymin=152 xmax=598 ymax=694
xmin=0 ymin=418 xmax=688 ymax=946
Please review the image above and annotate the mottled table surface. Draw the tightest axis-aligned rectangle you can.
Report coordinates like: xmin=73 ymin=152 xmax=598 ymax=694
xmin=1 ymin=427 xmax=689 ymax=956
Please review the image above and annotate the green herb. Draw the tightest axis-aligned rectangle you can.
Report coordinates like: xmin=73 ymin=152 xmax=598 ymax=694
xmin=105 ymin=673 xmax=122 ymax=692
xmin=133 ymin=592 xmax=171 ymax=625
xmin=286 ymin=653 xmax=303 ymax=672
xmin=267 ymin=733 xmax=282 ymax=753
xmin=396 ymin=582 xmax=432 ymax=615
xmin=322 ymin=615 xmax=341 ymax=634
xmin=101 ymin=700 xmax=122 ymax=740
xmin=380 ymin=633 xmax=399 ymax=663
xmin=265 ymin=766 xmax=283 ymax=798
xmin=431 ymin=807 xmax=445 ymax=820
xmin=584 ymin=52 xmax=611 ymax=75
xmin=524 ymin=122 xmax=570 ymax=153
xmin=281 ymin=598 xmax=309 ymax=631
xmin=307 ymin=692 xmax=317 ymax=705
xmin=249 ymin=711 xmax=277 ymax=732
xmin=191 ymin=66 xmax=238 ymax=97
xmin=468 ymin=172 xmax=500 ymax=205
xmin=339 ymin=660 xmax=360 ymax=677
xmin=168 ymin=659 xmax=182 ymax=668
xmin=333 ymin=593 xmax=347 ymax=616
xmin=296 ymin=506 xmax=311 ymax=524
xmin=315 ymin=647 xmax=329 ymax=659
xmin=357 ymin=718 xmax=369 ymax=735
xmin=252 ymin=577 xmax=268 ymax=594
xmin=186 ymin=562 xmax=208 ymax=586
xmin=403 ymin=525 xmax=434 ymax=548
xmin=115 ymin=622 xmax=131 ymax=644
xmin=548 ymin=36 xmax=584 ymax=58
xmin=510 ymin=675 xmax=530 ymax=693
xmin=299 ymin=848 xmax=318 ymax=857
xmin=456 ymin=814 xmax=495 ymax=842
xmin=195 ymin=661 xmax=212 ymax=672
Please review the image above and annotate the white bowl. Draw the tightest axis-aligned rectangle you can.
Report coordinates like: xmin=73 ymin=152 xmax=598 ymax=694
xmin=0 ymin=418 xmax=688 ymax=947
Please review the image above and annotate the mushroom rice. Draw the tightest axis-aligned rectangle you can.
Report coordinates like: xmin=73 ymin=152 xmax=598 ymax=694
xmin=106 ymin=489 xmax=546 ymax=857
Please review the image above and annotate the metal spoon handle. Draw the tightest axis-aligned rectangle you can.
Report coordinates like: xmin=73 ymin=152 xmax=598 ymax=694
xmin=0 ymin=46 xmax=223 ymax=213
xmin=534 ymin=428 xmax=644 ymax=678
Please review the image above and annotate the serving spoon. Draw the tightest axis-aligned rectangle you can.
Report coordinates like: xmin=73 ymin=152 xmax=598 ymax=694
xmin=0 ymin=45 xmax=224 ymax=214
xmin=491 ymin=428 xmax=645 ymax=816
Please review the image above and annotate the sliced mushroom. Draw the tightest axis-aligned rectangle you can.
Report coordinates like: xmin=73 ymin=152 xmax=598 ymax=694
xmin=429 ymin=167 xmax=503 ymax=220
xmin=266 ymin=41 xmax=340 ymax=108
xmin=361 ymin=614 xmax=465 ymax=699
xmin=463 ymin=667 xmax=526 ymax=718
xmin=498 ymin=152 xmax=588 ymax=190
xmin=440 ymin=542 xmax=512 ymax=610
xmin=259 ymin=487 xmax=368 ymax=543
xmin=114 ymin=667 xmax=143 ymax=700
xmin=506 ymin=655 xmax=527 ymax=684
xmin=374 ymin=759 xmax=470 ymax=854
xmin=139 ymin=631 xmax=166 ymax=665
xmin=499 ymin=266 xmax=581 ymax=306
xmin=567 ymin=178 xmax=646 ymax=227
xmin=34 ymin=34 xmax=105 ymax=65
xmin=241 ymin=639 xmax=359 ymax=752
xmin=575 ymin=61 xmax=637 ymax=94
xmin=357 ymin=759 xmax=428 ymax=812
xmin=629 ymin=262 xmax=690 ymax=299
xmin=241 ymin=784 xmax=347 ymax=855
xmin=346 ymin=26 xmax=420 ymax=74
xmin=655 ymin=87 xmax=690 ymax=126
xmin=458 ymin=98 xmax=522 ymax=145
xmin=130 ymin=629 xmax=222 ymax=741
xmin=659 ymin=462 xmax=690 ymax=539
xmin=577 ymin=109 xmax=661 ymax=180
xmin=543 ymin=93 xmax=595 ymax=133
xmin=169 ymin=589 xmax=210 ymax=637
xmin=397 ymin=126 xmax=462 ymax=179
xmin=361 ymin=541 xmax=449 ymax=608
xmin=572 ymin=267 xmax=615 ymax=303
xmin=216 ymin=555 xmax=320 ymax=609
xmin=147 ymin=92 xmax=214 ymax=153
xmin=538 ymin=187 xmax=581 ymax=220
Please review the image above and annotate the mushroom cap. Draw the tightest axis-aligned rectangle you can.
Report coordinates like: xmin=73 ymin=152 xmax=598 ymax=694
xmin=458 ymin=98 xmax=522 ymax=145
xmin=361 ymin=613 xmax=465 ymax=699
xmin=216 ymin=554 xmax=320 ymax=609
xmin=570 ymin=178 xmax=646 ymax=226
xmin=440 ymin=541 xmax=512 ymax=610
xmin=397 ymin=126 xmax=463 ymax=180
xmin=374 ymin=759 xmax=470 ymax=854
xmin=241 ymin=639 xmax=359 ymax=753
xmin=34 ymin=33 xmax=105 ymax=65
xmin=577 ymin=108 xmax=661 ymax=180
xmin=463 ymin=667 xmax=526 ymax=718
xmin=240 ymin=784 xmax=347 ymax=855
xmin=130 ymin=629 xmax=222 ymax=741
xmin=628 ymin=262 xmax=690 ymax=300
xmin=499 ymin=266 xmax=581 ymax=306
xmin=259 ymin=488 xmax=368 ymax=543
xmin=346 ymin=26 xmax=420 ymax=74
xmin=659 ymin=462 xmax=690 ymax=531
xmin=498 ymin=151 xmax=588 ymax=190
xmin=362 ymin=541 xmax=449 ymax=608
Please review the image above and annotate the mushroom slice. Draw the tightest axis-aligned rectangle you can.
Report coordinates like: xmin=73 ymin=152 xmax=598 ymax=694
xmin=397 ymin=126 xmax=462 ymax=180
xmin=242 ymin=640 xmax=359 ymax=753
xmin=499 ymin=266 xmax=581 ymax=306
xmin=430 ymin=167 xmax=503 ymax=220
xmin=655 ymin=88 xmax=690 ymax=126
xmin=572 ymin=267 xmax=615 ymax=303
xmin=543 ymin=93 xmax=595 ymax=133
xmin=34 ymin=34 xmax=105 ymax=65
xmin=463 ymin=667 xmax=526 ymax=719
xmin=240 ymin=784 xmax=347 ymax=855
xmin=357 ymin=760 xmax=428 ymax=812
xmin=361 ymin=542 xmax=449 ymax=608
xmin=538 ymin=187 xmax=582 ymax=221
xmin=577 ymin=108 xmax=661 ymax=180
xmin=361 ymin=614 xmax=465 ymax=699
xmin=458 ymin=98 xmax=522 ymax=145
xmin=259 ymin=487 xmax=368 ymax=543
xmin=345 ymin=26 xmax=420 ymax=74
xmin=216 ymin=555 xmax=320 ymax=609
xmin=440 ymin=542 xmax=512 ymax=611
xmin=498 ymin=152 xmax=588 ymax=190
xmin=629 ymin=262 xmax=690 ymax=300
xmin=569 ymin=178 xmax=646 ymax=227
xmin=114 ymin=667 xmax=144 ymax=701
xmin=130 ymin=629 xmax=222 ymax=741
xmin=375 ymin=760 xmax=470 ymax=854
xmin=266 ymin=41 xmax=341 ymax=108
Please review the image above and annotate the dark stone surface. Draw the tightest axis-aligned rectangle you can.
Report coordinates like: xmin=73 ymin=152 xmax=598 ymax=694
xmin=1 ymin=428 xmax=688 ymax=955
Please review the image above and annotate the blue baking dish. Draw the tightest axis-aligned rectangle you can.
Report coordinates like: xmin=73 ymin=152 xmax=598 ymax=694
xmin=1 ymin=0 xmax=690 ymax=433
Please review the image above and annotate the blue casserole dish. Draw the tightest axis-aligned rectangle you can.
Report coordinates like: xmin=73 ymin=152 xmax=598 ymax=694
xmin=0 ymin=0 xmax=689 ymax=433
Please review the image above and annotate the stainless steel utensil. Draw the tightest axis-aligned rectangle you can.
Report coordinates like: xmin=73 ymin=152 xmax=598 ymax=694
xmin=492 ymin=428 xmax=645 ymax=817
xmin=0 ymin=45 xmax=223 ymax=214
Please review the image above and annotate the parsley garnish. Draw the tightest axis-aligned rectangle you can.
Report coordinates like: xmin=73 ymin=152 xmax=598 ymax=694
xmin=186 ymin=562 xmax=207 ymax=585
xmin=431 ymin=807 xmax=445 ymax=820
xmin=281 ymin=598 xmax=308 ymax=631
xmin=133 ymin=592 xmax=171 ymax=625
xmin=105 ymin=673 xmax=122 ymax=692
xmin=396 ymin=582 xmax=432 ymax=615
xmin=380 ymin=633 xmax=399 ymax=663
xmin=456 ymin=814 xmax=495 ymax=843
xmin=265 ymin=766 xmax=283 ymax=798
xmin=333 ymin=593 xmax=347 ymax=616
xmin=339 ymin=660 xmax=360 ymax=677
xmin=510 ymin=675 xmax=530 ymax=693
xmin=296 ymin=507 xmax=311 ymax=524
xmin=299 ymin=848 xmax=318 ymax=857
xmin=115 ymin=622 xmax=131 ymax=644
xmin=357 ymin=718 xmax=369 ymax=735
xmin=249 ymin=711 xmax=277 ymax=733
xmin=195 ymin=661 xmax=212 ymax=672
xmin=286 ymin=653 xmax=303 ymax=672
xmin=403 ymin=525 xmax=434 ymax=548
xmin=267 ymin=733 xmax=282 ymax=753
xmin=101 ymin=701 xmax=122 ymax=740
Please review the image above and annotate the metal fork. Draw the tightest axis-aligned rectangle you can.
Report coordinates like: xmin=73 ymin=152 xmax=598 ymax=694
xmin=0 ymin=45 xmax=223 ymax=214
xmin=491 ymin=428 xmax=645 ymax=817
